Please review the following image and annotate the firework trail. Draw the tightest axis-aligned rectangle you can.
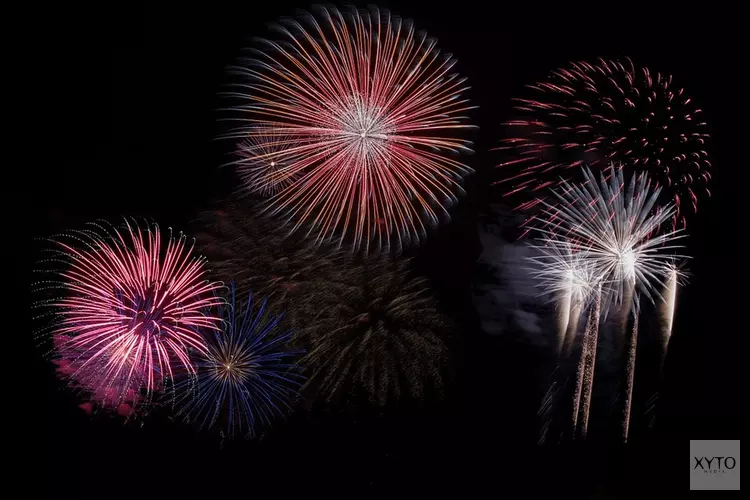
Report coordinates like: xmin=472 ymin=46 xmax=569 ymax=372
xmin=556 ymin=291 xmax=571 ymax=355
xmin=497 ymin=57 xmax=710 ymax=230
xmin=659 ymin=266 xmax=679 ymax=367
xmin=37 ymin=219 xmax=223 ymax=409
xmin=175 ymin=284 xmax=304 ymax=439
xmin=622 ymin=302 xmax=640 ymax=442
xmin=225 ymin=5 xmax=475 ymax=253
xmin=577 ymin=284 xmax=601 ymax=439
xmin=570 ymin=336 xmax=586 ymax=438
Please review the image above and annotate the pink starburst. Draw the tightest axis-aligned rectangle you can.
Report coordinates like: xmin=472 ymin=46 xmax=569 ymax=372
xmin=225 ymin=6 xmax=476 ymax=253
xmin=48 ymin=219 xmax=224 ymax=409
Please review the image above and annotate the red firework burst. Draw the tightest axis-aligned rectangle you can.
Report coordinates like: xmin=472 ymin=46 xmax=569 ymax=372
xmin=47 ymin=219 xmax=223 ymax=409
xmin=225 ymin=6 xmax=475 ymax=253
xmin=496 ymin=57 xmax=710 ymax=229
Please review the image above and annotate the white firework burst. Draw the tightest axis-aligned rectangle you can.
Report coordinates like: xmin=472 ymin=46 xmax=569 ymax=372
xmin=528 ymin=239 xmax=600 ymax=308
xmin=233 ymin=128 xmax=300 ymax=197
xmin=536 ymin=164 xmax=687 ymax=315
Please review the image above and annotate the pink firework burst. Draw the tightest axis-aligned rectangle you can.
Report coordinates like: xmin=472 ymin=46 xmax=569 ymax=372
xmin=46 ymin=219 xmax=224 ymax=409
xmin=224 ymin=6 xmax=476 ymax=253
xmin=496 ymin=57 xmax=710 ymax=230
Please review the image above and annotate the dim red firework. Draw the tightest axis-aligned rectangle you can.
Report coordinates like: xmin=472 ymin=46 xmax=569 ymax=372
xmin=44 ymin=219 xmax=224 ymax=409
xmin=224 ymin=5 xmax=475 ymax=253
xmin=496 ymin=57 xmax=710 ymax=230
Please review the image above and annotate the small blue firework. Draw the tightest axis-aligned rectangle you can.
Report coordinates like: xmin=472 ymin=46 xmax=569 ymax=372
xmin=176 ymin=284 xmax=305 ymax=439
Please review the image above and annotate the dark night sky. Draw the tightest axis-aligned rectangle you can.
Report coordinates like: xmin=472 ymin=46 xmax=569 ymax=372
xmin=31 ymin=2 xmax=745 ymax=497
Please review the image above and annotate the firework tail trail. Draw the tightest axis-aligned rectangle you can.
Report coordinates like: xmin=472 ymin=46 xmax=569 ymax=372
xmin=578 ymin=284 xmax=602 ymax=439
xmin=571 ymin=326 xmax=586 ymax=439
xmin=563 ymin=301 xmax=583 ymax=439
xmin=556 ymin=289 xmax=572 ymax=356
xmin=539 ymin=300 xmax=581 ymax=444
xmin=623 ymin=304 xmax=640 ymax=442
xmin=647 ymin=268 xmax=678 ymax=430
xmin=659 ymin=268 xmax=678 ymax=370
xmin=562 ymin=302 xmax=582 ymax=359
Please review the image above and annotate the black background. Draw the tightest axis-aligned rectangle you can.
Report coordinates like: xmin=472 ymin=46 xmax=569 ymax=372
xmin=31 ymin=1 xmax=745 ymax=497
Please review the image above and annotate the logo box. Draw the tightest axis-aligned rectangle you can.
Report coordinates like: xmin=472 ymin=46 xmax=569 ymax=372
xmin=690 ymin=440 xmax=740 ymax=490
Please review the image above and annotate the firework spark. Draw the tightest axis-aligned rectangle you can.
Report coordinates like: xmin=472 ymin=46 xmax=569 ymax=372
xmin=225 ymin=5 xmax=475 ymax=253
xmin=175 ymin=285 xmax=304 ymax=439
xmin=497 ymin=57 xmax=710 ymax=229
xmin=40 ymin=219 xmax=223 ymax=408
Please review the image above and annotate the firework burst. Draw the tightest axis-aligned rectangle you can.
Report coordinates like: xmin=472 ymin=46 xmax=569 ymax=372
xmin=224 ymin=5 xmax=475 ymax=253
xmin=175 ymin=284 xmax=304 ymax=439
xmin=38 ymin=219 xmax=223 ymax=409
xmin=536 ymin=164 xmax=686 ymax=316
xmin=527 ymin=240 xmax=599 ymax=355
xmin=301 ymin=257 xmax=450 ymax=405
xmin=234 ymin=128 xmax=299 ymax=196
xmin=497 ymin=57 xmax=710 ymax=229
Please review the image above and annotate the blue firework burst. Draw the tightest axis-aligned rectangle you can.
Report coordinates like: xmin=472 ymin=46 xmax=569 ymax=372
xmin=176 ymin=284 xmax=305 ymax=439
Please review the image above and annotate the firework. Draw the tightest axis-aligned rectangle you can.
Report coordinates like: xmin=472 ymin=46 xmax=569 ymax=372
xmin=527 ymin=240 xmax=599 ymax=355
xmin=537 ymin=164 xmax=686 ymax=316
xmin=533 ymin=164 xmax=687 ymax=441
xmin=529 ymin=241 xmax=602 ymax=439
xmin=497 ymin=57 xmax=710 ymax=229
xmin=175 ymin=284 xmax=304 ymax=439
xmin=224 ymin=5 xmax=475 ymax=253
xmin=40 ymin=219 xmax=223 ymax=408
xmin=234 ymin=129 xmax=299 ymax=196
xmin=300 ymin=256 xmax=450 ymax=405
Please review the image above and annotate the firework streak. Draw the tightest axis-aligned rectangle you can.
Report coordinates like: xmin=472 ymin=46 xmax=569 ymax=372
xmin=225 ymin=6 xmax=475 ymax=253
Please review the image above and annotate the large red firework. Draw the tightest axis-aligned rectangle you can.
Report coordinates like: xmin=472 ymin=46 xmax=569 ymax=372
xmin=225 ymin=6 xmax=475 ymax=253
xmin=496 ymin=57 xmax=710 ymax=229
xmin=48 ymin=219 xmax=224 ymax=409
